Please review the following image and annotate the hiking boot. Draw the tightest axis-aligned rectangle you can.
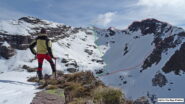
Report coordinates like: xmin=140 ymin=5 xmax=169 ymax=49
xmin=37 ymin=70 xmax=43 ymax=80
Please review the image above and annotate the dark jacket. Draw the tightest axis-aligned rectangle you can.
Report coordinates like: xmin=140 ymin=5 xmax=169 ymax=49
xmin=29 ymin=33 xmax=54 ymax=58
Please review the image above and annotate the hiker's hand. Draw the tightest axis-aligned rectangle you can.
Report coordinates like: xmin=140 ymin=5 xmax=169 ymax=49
xmin=34 ymin=55 xmax=37 ymax=59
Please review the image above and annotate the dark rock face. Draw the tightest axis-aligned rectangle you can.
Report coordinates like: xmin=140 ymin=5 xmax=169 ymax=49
xmin=152 ymin=72 xmax=168 ymax=87
xmin=0 ymin=44 xmax=16 ymax=59
xmin=61 ymin=58 xmax=68 ymax=63
xmin=66 ymin=68 xmax=79 ymax=73
xmin=123 ymin=43 xmax=129 ymax=55
xmin=84 ymin=49 xmax=93 ymax=55
xmin=0 ymin=34 xmax=32 ymax=50
xmin=91 ymin=59 xmax=104 ymax=64
xmin=141 ymin=30 xmax=185 ymax=71
xmin=19 ymin=16 xmax=47 ymax=24
xmin=64 ymin=59 xmax=79 ymax=73
xmin=95 ymin=69 xmax=104 ymax=74
xmin=107 ymin=27 xmax=116 ymax=36
xmin=65 ymin=60 xmax=78 ymax=68
xmin=128 ymin=18 xmax=168 ymax=35
xmin=162 ymin=42 xmax=185 ymax=75
xmin=142 ymin=35 xmax=178 ymax=70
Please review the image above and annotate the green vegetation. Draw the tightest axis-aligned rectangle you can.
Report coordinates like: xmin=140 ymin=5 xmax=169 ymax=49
xmin=46 ymin=89 xmax=64 ymax=97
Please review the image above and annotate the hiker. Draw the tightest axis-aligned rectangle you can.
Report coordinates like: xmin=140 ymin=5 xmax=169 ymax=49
xmin=29 ymin=28 xmax=56 ymax=80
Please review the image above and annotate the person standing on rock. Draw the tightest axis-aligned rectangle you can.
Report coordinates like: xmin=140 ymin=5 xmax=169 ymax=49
xmin=29 ymin=28 xmax=56 ymax=80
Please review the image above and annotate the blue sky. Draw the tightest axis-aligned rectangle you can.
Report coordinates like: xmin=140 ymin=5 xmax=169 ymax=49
xmin=0 ymin=0 xmax=185 ymax=29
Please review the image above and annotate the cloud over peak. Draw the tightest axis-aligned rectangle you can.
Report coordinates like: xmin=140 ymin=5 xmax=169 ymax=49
xmin=138 ymin=0 xmax=185 ymax=7
xmin=94 ymin=12 xmax=116 ymax=27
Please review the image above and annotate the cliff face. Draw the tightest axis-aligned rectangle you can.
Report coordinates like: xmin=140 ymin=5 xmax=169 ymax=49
xmin=0 ymin=34 xmax=31 ymax=49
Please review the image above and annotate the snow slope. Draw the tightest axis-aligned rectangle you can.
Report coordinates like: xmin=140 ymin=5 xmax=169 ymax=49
xmin=0 ymin=71 xmax=39 ymax=104
xmin=0 ymin=18 xmax=104 ymax=104
xmin=0 ymin=16 xmax=62 ymax=36
xmin=95 ymin=20 xmax=185 ymax=103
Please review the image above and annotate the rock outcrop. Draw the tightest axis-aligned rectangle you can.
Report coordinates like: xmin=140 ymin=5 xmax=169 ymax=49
xmin=0 ymin=34 xmax=31 ymax=50
xmin=152 ymin=72 xmax=168 ymax=87
xmin=0 ymin=41 xmax=16 ymax=59
xmin=162 ymin=42 xmax=185 ymax=74
xmin=29 ymin=71 xmax=131 ymax=104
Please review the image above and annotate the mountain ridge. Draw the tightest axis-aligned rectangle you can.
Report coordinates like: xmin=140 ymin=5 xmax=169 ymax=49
xmin=0 ymin=17 xmax=185 ymax=103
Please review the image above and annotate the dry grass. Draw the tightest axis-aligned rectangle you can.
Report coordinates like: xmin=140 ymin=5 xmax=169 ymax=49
xmin=92 ymin=86 xmax=125 ymax=104
xmin=64 ymin=82 xmax=86 ymax=98
xmin=64 ymin=71 xmax=96 ymax=84
xmin=27 ymin=71 xmax=133 ymax=104
xmin=46 ymin=85 xmax=58 ymax=90
xmin=47 ymin=79 xmax=59 ymax=85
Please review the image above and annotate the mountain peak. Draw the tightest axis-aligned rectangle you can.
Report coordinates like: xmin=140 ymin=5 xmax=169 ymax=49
xmin=107 ymin=27 xmax=116 ymax=31
xmin=18 ymin=16 xmax=45 ymax=24
xmin=128 ymin=18 xmax=171 ymax=35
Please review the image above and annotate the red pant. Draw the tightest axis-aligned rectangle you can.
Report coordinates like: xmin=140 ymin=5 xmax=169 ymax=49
xmin=37 ymin=54 xmax=52 ymax=71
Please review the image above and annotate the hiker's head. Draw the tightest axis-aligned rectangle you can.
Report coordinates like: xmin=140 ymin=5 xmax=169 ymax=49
xmin=40 ymin=28 xmax=46 ymax=34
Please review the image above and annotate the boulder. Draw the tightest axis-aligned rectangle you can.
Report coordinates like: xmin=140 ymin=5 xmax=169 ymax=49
xmin=0 ymin=42 xmax=16 ymax=59
xmin=22 ymin=65 xmax=37 ymax=72
xmin=66 ymin=68 xmax=79 ymax=73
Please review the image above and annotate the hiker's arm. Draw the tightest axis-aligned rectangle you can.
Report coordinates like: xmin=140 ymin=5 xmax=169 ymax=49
xmin=47 ymin=40 xmax=54 ymax=58
xmin=29 ymin=40 xmax=37 ymax=55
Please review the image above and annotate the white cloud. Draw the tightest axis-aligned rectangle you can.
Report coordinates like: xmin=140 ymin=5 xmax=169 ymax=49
xmin=136 ymin=0 xmax=185 ymax=26
xmin=99 ymin=0 xmax=185 ymax=29
xmin=137 ymin=0 xmax=185 ymax=8
xmin=94 ymin=12 xmax=116 ymax=27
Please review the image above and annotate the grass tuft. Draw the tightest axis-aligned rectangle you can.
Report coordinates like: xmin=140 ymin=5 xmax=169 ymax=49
xmin=92 ymin=86 xmax=125 ymax=104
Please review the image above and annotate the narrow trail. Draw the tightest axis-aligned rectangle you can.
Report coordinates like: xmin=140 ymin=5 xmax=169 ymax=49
xmin=97 ymin=48 xmax=154 ymax=77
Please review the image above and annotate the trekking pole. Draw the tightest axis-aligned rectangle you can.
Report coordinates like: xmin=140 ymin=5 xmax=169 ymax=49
xmin=54 ymin=58 xmax=57 ymax=79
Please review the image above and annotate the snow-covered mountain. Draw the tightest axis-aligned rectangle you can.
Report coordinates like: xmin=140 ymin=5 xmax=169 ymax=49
xmin=0 ymin=17 xmax=185 ymax=104
xmin=0 ymin=16 xmax=104 ymax=104
xmin=95 ymin=19 xmax=185 ymax=103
